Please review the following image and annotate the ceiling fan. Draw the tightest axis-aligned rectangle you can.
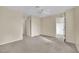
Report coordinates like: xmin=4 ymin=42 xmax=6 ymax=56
xmin=35 ymin=6 xmax=50 ymax=16
xmin=35 ymin=6 xmax=44 ymax=14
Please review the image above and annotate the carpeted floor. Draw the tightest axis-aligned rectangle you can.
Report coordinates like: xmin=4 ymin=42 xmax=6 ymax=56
xmin=0 ymin=36 xmax=78 ymax=53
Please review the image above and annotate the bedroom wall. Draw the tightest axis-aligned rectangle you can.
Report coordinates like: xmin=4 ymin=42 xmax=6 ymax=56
xmin=31 ymin=16 xmax=41 ymax=37
xmin=41 ymin=16 xmax=56 ymax=37
xmin=74 ymin=7 xmax=79 ymax=51
xmin=0 ymin=7 xmax=25 ymax=45
xmin=65 ymin=8 xmax=75 ymax=44
xmin=64 ymin=7 xmax=79 ymax=51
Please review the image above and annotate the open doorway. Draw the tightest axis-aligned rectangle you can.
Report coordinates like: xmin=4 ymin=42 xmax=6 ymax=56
xmin=56 ymin=14 xmax=66 ymax=41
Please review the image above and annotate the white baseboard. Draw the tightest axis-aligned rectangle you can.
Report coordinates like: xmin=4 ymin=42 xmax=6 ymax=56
xmin=40 ymin=34 xmax=56 ymax=38
xmin=0 ymin=36 xmax=23 ymax=45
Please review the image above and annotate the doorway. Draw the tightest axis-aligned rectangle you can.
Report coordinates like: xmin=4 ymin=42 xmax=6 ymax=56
xmin=56 ymin=14 xmax=66 ymax=41
xmin=23 ymin=16 xmax=31 ymax=37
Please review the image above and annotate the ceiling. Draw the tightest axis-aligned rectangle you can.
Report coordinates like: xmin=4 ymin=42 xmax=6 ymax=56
xmin=6 ymin=6 xmax=74 ymax=17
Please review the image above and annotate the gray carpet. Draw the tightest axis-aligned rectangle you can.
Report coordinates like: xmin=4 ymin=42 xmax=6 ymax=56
xmin=0 ymin=36 xmax=77 ymax=53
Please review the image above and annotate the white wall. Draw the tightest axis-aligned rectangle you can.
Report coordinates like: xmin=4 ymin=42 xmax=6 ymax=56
xmin=64 ymin=7 xmax=79 ymax=51
xmin=25 ymin=16 xmax=56 ymax=37
xmin=74 ymin=7 xmax=79 ymax=51
xmin=31 ymin=16 xmax=41 ymax=37
xmin=0 ymin=7 xmax=25 ymax=45
xmin=65 ymin=8 xmax=75 ymax=44
xmin=41 ymin=16 xmax=56 ymax=37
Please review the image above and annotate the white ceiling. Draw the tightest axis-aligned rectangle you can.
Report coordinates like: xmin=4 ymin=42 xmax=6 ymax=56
xmin=6 ymin=6 xmax=74 ymax=17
